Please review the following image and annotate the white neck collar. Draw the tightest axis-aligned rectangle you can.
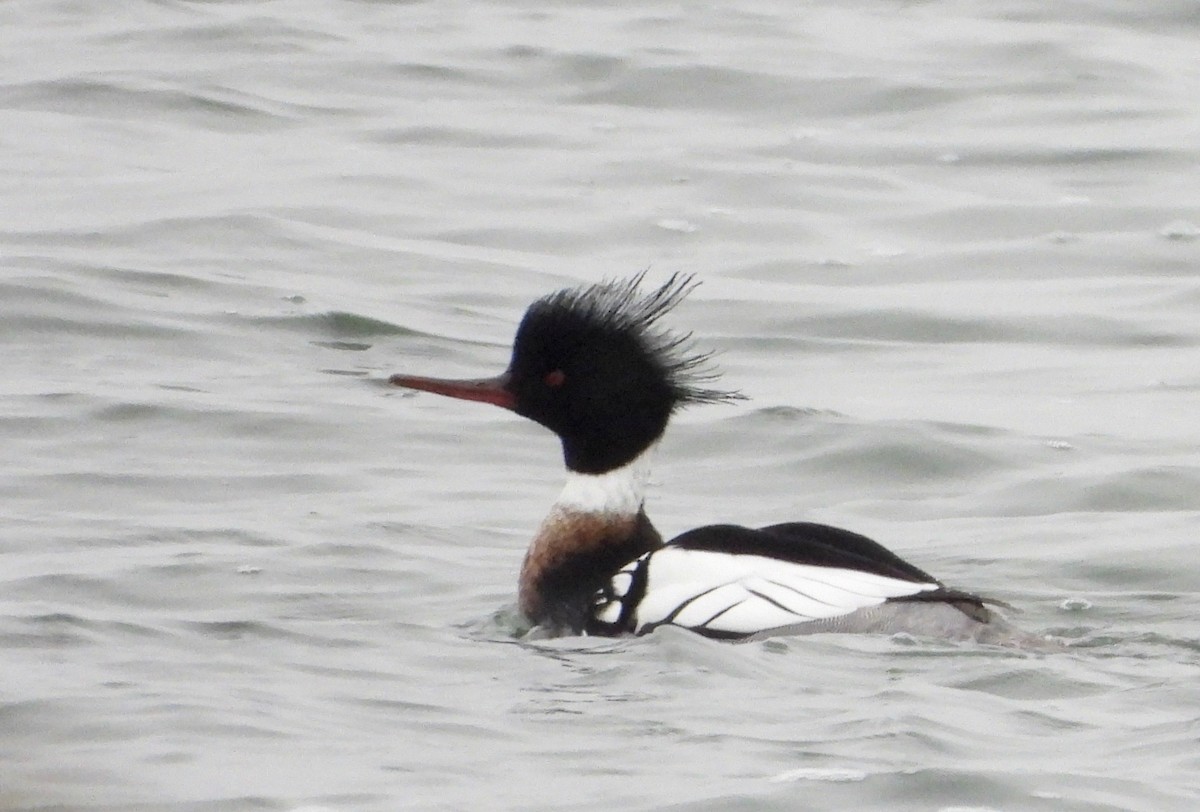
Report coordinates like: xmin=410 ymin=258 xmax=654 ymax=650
xmin=552 ymin=444 xmax=656 ymax=516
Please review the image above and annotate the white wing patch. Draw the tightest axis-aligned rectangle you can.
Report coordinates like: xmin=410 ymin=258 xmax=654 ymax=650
xmin=632 ymin=548 xmax=938 ymax=636
xmin=591 ymin=560 xmax=640 ymax=626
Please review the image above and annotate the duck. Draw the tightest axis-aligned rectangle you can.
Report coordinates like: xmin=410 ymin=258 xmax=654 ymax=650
xmin=390 ymin=273 xmax=1028 ymax=644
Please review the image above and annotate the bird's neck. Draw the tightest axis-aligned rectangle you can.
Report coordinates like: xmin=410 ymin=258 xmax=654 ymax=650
xmin=554 ymin=444 xmax=655 ymax=514
xmin=518 ymin=446 xmax=662 ymax=631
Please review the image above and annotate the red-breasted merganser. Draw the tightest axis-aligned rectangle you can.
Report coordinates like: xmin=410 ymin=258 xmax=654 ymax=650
xmin=390 ymin=274 xmax=1027 ymax=643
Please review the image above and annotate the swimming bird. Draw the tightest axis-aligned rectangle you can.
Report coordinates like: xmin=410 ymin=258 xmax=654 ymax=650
xmin=390 ymin=274 xmax=1026 ymax=643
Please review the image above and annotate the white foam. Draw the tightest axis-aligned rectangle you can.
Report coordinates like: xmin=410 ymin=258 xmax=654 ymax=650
xmin=769 ymin=767 xmax=868 ymax=783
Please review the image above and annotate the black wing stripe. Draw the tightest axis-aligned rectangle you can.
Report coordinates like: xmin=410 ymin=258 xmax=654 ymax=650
xmin=656 ymin=584 xmax=729 ymax=628
xmin=699 ymin=599 xmax=744 ymax=629
xmin=742 ymin=586 xmax=803 ymax=617
xmin=619 ymin=555 xmax=651 ymax=632
xmin=762 ymin=578 xmax=844 ymax=608
xmin=763 ymin=575 xmax=921 ymax=603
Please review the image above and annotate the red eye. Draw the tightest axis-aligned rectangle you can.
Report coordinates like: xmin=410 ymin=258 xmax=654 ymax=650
xmin=544 ymin=369 xmax=565 ymax=388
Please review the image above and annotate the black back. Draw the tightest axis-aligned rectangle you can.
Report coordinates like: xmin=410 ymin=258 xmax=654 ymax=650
xmin=667 ymin=522 xmax=942 ymax=584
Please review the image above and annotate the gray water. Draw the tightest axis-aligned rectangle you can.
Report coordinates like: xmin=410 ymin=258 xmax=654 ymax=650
xmin=3 ymin=2 xmax=1200 ymax=810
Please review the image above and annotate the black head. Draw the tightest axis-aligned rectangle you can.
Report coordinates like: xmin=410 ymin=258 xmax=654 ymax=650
xmin=391 ymin=273 xmax=743 ymax=473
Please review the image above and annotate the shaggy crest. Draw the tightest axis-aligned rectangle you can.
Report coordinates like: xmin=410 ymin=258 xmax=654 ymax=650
xmin=523 ymin=272 xmax=744 ymax=409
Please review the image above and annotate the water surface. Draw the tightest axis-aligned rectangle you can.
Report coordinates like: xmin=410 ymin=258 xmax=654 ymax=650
xmin=2 ymin=2 xmax=1199 ymax=810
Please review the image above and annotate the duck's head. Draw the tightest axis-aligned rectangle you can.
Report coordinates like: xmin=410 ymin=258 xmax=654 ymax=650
xmin=390 ymin=273 xmax=742 ymax=474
